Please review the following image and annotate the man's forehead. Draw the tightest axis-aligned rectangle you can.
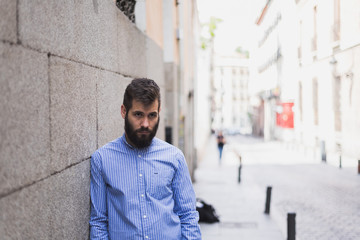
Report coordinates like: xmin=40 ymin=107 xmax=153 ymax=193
xmin=131 ymin=99 xmax=159 ymax=112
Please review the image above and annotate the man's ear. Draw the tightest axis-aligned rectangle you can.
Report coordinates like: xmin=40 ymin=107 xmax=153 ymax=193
xmin=121 ymin=105 xmax=126 ymax=119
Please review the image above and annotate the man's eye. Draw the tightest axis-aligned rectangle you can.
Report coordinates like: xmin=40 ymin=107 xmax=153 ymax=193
xmin=135 ymin=112 xmax=143 ymax=117
xmin=149 ymin=113 xmax=157 ymax=118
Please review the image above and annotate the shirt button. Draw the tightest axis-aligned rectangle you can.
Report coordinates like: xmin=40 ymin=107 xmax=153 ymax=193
xmin=141 ymin=194 xmax=144 ymax=197
xmin=143 ymin=215 xmax=147 ymax=218
xmin=145 ymin=236 xmax=149 ymax=239
xmin=138 ymin=154 xmax=141 ymax=157
xmin=139 ymin=174 xmax=142 ymax=177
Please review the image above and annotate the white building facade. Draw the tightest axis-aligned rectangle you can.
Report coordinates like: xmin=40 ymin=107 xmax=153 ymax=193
xmin=250 ymin=0 xmax=299 ymax=141
xmin=251 ymin=0 xmax=360 ymax=166
xmin=212 ymin=54 xmax=251 ymax=134
xmin=295 ymin=0 xmax=360 ymax=165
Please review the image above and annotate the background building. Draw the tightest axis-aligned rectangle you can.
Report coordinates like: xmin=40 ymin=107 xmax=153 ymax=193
xmin=295 ymin=0 xmax=360 ymax=166
xmin=249 ymin=0 xmax=299 ymax=141
xmin=250 ymin=0 xmax=360 ymax=166
xmin=212 ymin=54 xmax=251 ymax=135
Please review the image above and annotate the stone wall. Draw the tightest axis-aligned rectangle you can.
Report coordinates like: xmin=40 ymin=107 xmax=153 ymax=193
xmin=0 ymin=0 xmax=164 ymax=239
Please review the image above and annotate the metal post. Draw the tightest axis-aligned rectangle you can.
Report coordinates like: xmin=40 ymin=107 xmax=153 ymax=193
xmin=358 ymin=160 xmax=360 ymax=174
xmin=238 ymin=164 xmax=242 ymax=183
xmin=339 ymin=155 xmax=342 ymax=169
xmin=237 ymin=154 xmax=242 ymax=183
xmin=264 ymin=186 xmax=272 ymax=214
xmin=287 ymin=213 xmax=296 ymax=240
xmin=337 ymin=143 xmax=342 ymax=169
xmin=321 ymin=141 xmax=326 ymax=162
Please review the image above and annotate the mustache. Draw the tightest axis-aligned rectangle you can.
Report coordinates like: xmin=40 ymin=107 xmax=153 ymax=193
xmin=136 ymin=127 xmax=150 ymax=132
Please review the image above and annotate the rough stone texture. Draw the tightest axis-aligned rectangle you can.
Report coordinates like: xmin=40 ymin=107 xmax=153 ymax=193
xmin=0 ymin=160 xmax=90 ymax=240
xmin=18 ymin=0 xmax=147 ymax=77
xmin=0 ymin=177 xmax=51 ymax=240
xmin=1 ymin=1 xmax=170 ymax=238
xmin=116 ymin=11 xmax=147 ymax=78
xmin=49 ymin=56 xmax=97 ymax=173
xmin=0 ymin=42 xmax=50 ymax=196
xmin=0 ymin=0 xmax=17 ymax=43
xmin=97 ymin=73 xmax=130 ymax=148
xmin=146 ymin=37 xmax=164 ymax=86
xmin=47 ymin=160 xmax=90 ymax=240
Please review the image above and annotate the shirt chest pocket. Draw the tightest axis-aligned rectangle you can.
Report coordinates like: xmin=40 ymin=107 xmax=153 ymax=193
xmin=148 ymin=169 xmax=174 ymax=200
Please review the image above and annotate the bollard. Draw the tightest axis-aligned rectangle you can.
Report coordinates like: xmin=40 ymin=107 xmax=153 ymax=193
xmin=358 ymin=160 xmax=360 ymax=174
xmin=238 ymin=164 xmax=242 ymax=183
xmin=287 ymin=213 xmax=296 ymax=240
xmin=321 ymin=141 xmax=326 ymax=162
xmin=264 ymin=186 xmax=272 ymax=214
xmin=339 ymin=155 xmax=342 ymax=169
xmin=337 ymin=143 xmax=342 ymax=169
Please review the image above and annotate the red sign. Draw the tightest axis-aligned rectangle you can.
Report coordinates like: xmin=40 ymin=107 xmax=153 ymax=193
xmin=276 ymin=102 xmax=294 ymax=128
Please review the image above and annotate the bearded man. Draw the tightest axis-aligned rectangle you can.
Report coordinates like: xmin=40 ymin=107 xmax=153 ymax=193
xmin=89 ymin=78 xmax=201 ymax=240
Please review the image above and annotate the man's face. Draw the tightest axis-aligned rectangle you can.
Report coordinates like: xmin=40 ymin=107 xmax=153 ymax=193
xmin=121 ymin=100 xmax=160 ymax=148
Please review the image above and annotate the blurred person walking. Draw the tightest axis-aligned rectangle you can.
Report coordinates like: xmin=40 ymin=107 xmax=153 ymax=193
xmin=216 ymin=131 xmax=226 ymax=163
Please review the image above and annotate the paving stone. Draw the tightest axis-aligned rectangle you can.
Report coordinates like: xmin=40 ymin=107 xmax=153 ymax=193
xmin=225 ymin=135 xmax=360 ymax=240
xmin=196 ymin=134 xmax=360 ymax=239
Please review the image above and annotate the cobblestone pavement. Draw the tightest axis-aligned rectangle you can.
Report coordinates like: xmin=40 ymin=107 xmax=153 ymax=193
xmin=194 ymin=135 xmax=284 ymax=240
xmin=225 ymin=135 xmax=360 ymax=240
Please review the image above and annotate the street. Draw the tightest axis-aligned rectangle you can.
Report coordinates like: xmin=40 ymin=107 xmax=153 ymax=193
xmin=194 ymin=134 xmax=360 ymax=240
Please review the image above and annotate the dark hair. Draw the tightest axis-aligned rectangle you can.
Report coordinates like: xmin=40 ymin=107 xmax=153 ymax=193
xmin=123 ymin=78 xmax=161 ymax=111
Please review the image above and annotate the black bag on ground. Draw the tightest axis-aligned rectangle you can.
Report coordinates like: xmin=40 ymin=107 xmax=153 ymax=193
xmin=196 ymin=198 xmax=220 ymax=223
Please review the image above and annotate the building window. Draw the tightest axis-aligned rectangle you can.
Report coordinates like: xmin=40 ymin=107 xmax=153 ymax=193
xmin=333 ymin=0 xmax=341 ymax=42
xmin=312 ymin=6 xmax=318 ymax=52
xmin=298 ymin=21 xmax=302 ymax=59
xmin=299 ymin=82 xmax=303 ymax=122
xmin=313 ymin=78 xmax=319 ymax=125
xmin=333 ymin=76 xmax=341 ymax=131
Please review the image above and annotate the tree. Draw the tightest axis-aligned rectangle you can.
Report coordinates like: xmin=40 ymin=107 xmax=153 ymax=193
xmin=200 ymin=17 xmax=223 ymax=50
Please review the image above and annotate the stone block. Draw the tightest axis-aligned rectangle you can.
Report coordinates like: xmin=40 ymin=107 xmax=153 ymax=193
xmin=18 ymin=0 xmax=147 ymax=77
xmin=146 ymin=37 xmax=165 ymax=86
xmin=97 ymin=73 xmax=131 ymax=148
xmin=116 ymin=13 xmax=147 ymax=78
xmin=0 ymin=160 xmax=90 ymax=239
xmin=49 ymin=56 xmax=97 ymax=172
xmin=0 ymin=42 xmax=50 ymax=196
xmin=0 ymin=178 xmax=51 ymax=240
xmin=46 ymin=160 xmax=90 ymax=239
xmin=0 ymin=0 xmax=17 ymax=42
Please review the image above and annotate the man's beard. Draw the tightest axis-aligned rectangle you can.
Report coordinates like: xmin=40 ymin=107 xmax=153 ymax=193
xmin=125 ymin=114 xmax=159 ymax=149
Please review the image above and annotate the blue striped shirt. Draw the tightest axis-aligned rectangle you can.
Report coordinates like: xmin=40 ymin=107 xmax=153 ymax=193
xmin=90 ymin=134 xmax=201 ymax=240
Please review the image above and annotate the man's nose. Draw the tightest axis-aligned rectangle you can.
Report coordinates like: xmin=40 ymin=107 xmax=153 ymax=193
xmin=141 ymin=118 xmax=150 ymax=128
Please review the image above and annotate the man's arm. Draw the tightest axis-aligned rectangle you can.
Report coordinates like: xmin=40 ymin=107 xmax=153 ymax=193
xmin=89 ymin=152 xmax=109 ymax=239
xmin=172 ymin=153 xmax=202 ymax=240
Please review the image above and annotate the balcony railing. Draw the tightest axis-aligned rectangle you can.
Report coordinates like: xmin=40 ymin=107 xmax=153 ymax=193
xmin=116 ymin=0 xmax=136 ymax=23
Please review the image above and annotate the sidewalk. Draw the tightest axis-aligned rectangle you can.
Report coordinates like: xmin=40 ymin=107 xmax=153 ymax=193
xmin=193 ymin=135 xmax=284 ymax=240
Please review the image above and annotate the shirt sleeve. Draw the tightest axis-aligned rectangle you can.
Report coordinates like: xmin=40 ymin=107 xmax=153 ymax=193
xmin=172 ymin=152 xmax=202 ymax=240
xmin=89 ymin=151 xmax=109 ymax=240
